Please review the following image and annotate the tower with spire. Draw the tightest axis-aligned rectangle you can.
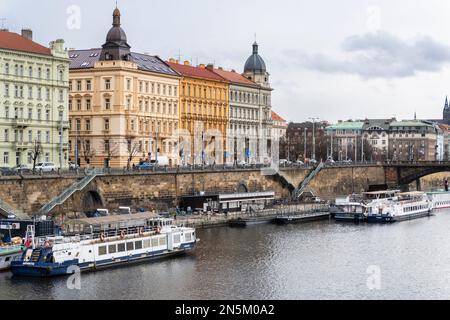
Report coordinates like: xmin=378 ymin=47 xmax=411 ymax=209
xmin=243 ymin=42 xmax=270 ymax=88
xmin=444 ymin=96 xmax=450 ymax=125
xmin=100 ymin=7 xmax=131 ymax=61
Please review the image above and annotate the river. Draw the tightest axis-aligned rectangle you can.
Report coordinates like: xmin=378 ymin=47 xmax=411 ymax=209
xmin=2 ymin=211 xmax=450 ymax=300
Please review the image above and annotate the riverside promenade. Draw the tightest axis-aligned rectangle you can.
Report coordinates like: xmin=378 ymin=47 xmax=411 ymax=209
xmin=176 ymin=203 xmax=330 ymax=228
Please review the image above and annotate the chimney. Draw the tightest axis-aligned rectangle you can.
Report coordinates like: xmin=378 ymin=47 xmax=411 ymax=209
xmin=21 ymin=28 xmax=32 ymax=40
xmin=218 ymin=67 xmax=223 ymax=70
xmin=183 ymin=60 xmax=190 ymax=66
xmin=231 ymin=69 xmax=236 ymax=73
xmin=206 ymin=63 xmax=214 ymax=70
xmin=199 ymin=63 xmax=205 ymax=68
xmin=168 ymin=58 xmax=176 ymax=63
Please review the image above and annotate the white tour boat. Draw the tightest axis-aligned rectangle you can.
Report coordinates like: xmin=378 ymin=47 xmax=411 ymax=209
xmin=367 ymin=192 xmax=433 ymax=223
xmin=11 ymin=218 xmax=197 ymax=277
xmin=427 ymin=191 xmax=450 ymax=210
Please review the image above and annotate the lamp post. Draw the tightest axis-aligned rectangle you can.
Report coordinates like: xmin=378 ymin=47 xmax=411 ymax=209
xmin=309 ymin=117 xmax=319 ymax=160
xmin=303 ymin=127 xmax=307 ymax=160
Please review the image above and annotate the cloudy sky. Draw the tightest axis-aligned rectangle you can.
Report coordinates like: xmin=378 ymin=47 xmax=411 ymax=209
xmin=3 ymin=0 xmax=450 ymax=123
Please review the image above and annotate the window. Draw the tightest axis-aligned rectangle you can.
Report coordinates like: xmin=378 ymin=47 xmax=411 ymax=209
xmin=4 ymin=63 xmax=9 ymax=74
xmin=46 ymin=131 xmax=50 ymax=143
xmin=28 ymin=130 xmax=32 ymax=143
xmin=143 ymin=239 xmax=151 ymax=248
xmin=151 ymin=238 xmax=159 ymax=247
xmin=37 ymin=67 xmax=42 ymax=78
xmin=86 ymin=99 xmax=91 ymax=110
xmin=59 ymin=89 xmax=64 ymax=102
xmin=98 ymin=246 xmax=107 ymax=256
xmin=46 ymin=68 xmax=50 ymax=80
xmin=28 ymin=86 xmax=32 ymax=99
xmin=108 ymin=244 xmax=117 ymax=254
xmin=77 ymin=99 xmax=81 ymax=111
xmin=59 ymin=70 xmax=64 ymax=81
xmin=69 ymin=100 xmax=72 ymax=111
xmin=134 ymin=241 xmax=143 ymax=250
xmin=45 ymin=110 xmax=50 ymax=121
xmin=159 ymin=237 xmax=166 ymax=246
xmin=77 ymin=80 xmax=82 ymax=91
xmin=104 ymin=118 xmax=110 ymax=131
xmin=86 ymin=80 xmax=91 ymax=91
xmin=126 ymin=79 xmax=131 ymax=91
xmin=105 ymin=98 xmax=111 ymax=110
xmin=3 ymin=152 xmax=8 ymax=164
xmin=28 ymin=108 xmax=32 ymax=119
xmin=85 ymin=119 xmax=91 ymax=131
xmin=37 ymin=87 xmax=42 ymax=100
xmin=117 ymin=243 xmax=126 ymax=252
xmin=4 ymin=83 xmax=9 ymax=97
xmin=126 ymin=242 xmax=134 ymax=251
xmin=105 ymin=79 xmax=111 ymax=90
xmin=4 ymin=129 xmax=9 ymax=142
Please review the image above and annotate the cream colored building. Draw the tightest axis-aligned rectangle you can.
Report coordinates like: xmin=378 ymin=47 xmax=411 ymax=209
xmin=0 ymin=29 xmax=69 ymax=169
xmin=68 ymin=8 xmax=181 ymax=168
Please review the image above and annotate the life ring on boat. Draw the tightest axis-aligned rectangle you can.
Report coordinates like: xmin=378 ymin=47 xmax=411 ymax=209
xmin=100 ymin=233 xmax=106 ymax=242
xmin=120 ymin=230 xmax=126 ymax=239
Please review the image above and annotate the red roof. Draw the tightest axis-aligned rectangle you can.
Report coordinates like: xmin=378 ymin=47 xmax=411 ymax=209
xmin=211 ymin=68 xmax=257 ymax=86
xmin=167 ymin=61 xmax=227 ymax=82
xmin=272 ymin=111 xmax=286 ymax=122
xmin=0 ymin=31 xmax=51 ymax=56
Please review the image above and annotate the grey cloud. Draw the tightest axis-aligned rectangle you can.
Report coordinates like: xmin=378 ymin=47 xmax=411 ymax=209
xmin=297 ymin=31 xmax=450 ymax=79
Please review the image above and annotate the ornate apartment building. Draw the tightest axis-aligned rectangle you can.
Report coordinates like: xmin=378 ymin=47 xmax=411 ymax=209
xmin=68 ymin=8 xmax=181 ymax=168
xmin=167 ymin=60 xmax=229 ymax=165
xmin=0 ymin=29 xmax=70 ymax=168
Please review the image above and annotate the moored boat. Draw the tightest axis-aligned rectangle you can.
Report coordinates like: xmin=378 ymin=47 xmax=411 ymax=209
xmin=367 ymin=192 xmax=433 ymax=223
xmin=427 ymin=191 xmax=450 ymax=210
xmin=331 ymin=191 xmax=398 ymax=222
xmin=0 ymin=238 xmax=25 ymax=271
xmin=10 ymin=218 xmax=197 ymax=277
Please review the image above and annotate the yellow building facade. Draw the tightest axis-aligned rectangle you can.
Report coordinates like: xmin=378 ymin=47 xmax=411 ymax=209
xmin=167 ymin=60 xmax=229 ymax=165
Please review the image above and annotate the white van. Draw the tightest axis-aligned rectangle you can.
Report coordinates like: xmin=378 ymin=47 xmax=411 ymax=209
xmin=153 ymin=156 xmax=169 ymax=167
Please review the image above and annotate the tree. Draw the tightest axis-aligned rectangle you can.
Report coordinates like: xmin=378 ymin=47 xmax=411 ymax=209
xmin=103 ymin=138 xmax=119 ymax=169
xmin=31 ymin=139 xmax=43 ymax=172
xmin=125 ymin=137 xmax=140 ymax=170
xmin=81 ymin=138 xmax=96 ymax=166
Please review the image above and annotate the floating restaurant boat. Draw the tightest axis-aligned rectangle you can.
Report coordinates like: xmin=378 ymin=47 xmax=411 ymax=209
xmin=273 ymin=211 xmax=330 ymax=225
xmin=10 ymin=217 xmax=197 ymax=277
xmin=331 ymin=191 xmax=399 ymax=222
xmin=366 ymin=192 xmax=433 ymax=223
xmin=427 ymin=191 xmax=450 ymax=210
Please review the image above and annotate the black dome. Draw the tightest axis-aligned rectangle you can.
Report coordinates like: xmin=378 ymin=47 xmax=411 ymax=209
xmin=244 ymin=42 xmax=266 ymax=73
xmin=106 ymin=26 xmax=127 ymax=44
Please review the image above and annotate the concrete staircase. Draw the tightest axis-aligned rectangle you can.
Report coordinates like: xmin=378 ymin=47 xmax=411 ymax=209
xmin=0 ymin=198 xmax=29 ymax=219
xmin=293 ymin=162 xmax=325 ymax=198
xmin=38 ymin=168 xmax=102 ymax=215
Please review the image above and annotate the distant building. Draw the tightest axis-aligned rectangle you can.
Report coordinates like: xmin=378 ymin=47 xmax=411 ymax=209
xmin=0 ymin=29 xmax=70 ymax=168
xmin=362 ymin=119 xmax=394 ymax=161
xmin=271 ymin=111 xmax=287 ymax=139
xmin=326 ymin=121 xmax=364 ymax=161
xmin=388 ymin=120 xmax=442 ymax=161
xmin=443 ymin=96 xmax=450 ymax=125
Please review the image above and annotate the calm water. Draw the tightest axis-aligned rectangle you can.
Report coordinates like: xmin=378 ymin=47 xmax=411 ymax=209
xmin=3 ymin=211 xmax=450 ymax=300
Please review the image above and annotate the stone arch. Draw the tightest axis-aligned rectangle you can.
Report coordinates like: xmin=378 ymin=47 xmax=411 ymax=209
xmin=237 ymin=181 xmax=248 ymax=193
xmin=80 ymin=186 xmax=105 ymax=211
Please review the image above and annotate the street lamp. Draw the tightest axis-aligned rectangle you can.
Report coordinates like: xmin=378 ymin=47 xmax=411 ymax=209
xmin=309 ymin=117 xmax=320 ymax=161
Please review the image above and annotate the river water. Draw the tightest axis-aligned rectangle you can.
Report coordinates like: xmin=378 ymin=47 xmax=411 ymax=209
xmin=2 ymin=211 xmax=450 ymax=300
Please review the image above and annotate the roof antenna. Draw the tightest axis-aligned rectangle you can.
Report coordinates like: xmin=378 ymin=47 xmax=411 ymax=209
xmin=115 ymin=0 xmax=118 ymax=8
xmin=177 ymin=49 xmax=181 ymax=62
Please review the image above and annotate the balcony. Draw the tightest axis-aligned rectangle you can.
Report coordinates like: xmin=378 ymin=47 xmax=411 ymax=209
xmin=57 ymin=121 xmax=70 ymax=130
xmin=12 ymin=141 xmax=29 ymax=150
xmin=12 ymin=118 xmax=30 ymax=128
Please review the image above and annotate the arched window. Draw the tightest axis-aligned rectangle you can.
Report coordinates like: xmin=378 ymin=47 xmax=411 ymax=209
xmin=4 ymin=63 xmax=9 ymax=74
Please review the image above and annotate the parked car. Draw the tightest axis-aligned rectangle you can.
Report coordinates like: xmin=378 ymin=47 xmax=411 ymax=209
xmin=309 ymin=159 xmax=318 ymax=165
xmin=279 ymin=159 xmax=289 ymax=166
xmin=295 ymin=160 xmax=304 ymax=165
xmin=0 ymin=167 xmax=15 ymax=176
xmin=35 ymin=162 xmax=56 ymax=173
xmin=325 ymin=157 xmax=335 ymax=164
xmin=7 ymin=214 xmax=16 ymax=219
xmin=68 ymin=161 xmax=79 ymax=170
xmin=13 ymin=164 xmax=31 ymax=174
xmin=138 ymin=162 xmax=154 ymax=170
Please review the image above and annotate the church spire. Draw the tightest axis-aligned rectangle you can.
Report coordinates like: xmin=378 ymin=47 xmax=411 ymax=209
xmin=445 ymin=96 xmax=449 ymax=110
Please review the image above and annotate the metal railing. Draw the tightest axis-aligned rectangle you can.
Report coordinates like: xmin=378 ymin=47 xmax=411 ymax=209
xmin=38 ymin=168 xmax=103 ymax=215
xmin=293 ymin=162 xmax=325 ymax=198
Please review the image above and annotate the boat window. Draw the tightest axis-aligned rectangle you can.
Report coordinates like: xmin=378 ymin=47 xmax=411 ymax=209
xmin=126 ymin=242 xmax=134 ymax=251
xmin=108 ymin=244 xmax=117 ymax=254
xmin=5 ymin=256 xmax=11 ymax=262
xmin=117 ymin=243 xmax=126 ymax=252
xmin=173 ymin=234 xmax=180 ymax=244
xmin=143 ymin=239 xmax=151 ymax=248
xmin=159 ymin=237 xmax=166 ymax=246
xmin=135 ymin=240 xmax=143 ymax=250
xmin=185 ymin=233 xmax=192 ymax=241
xmin=98 ymin=246 xmax=107 ymax=256
xmin=152 ymin=238 xmax=159 ymax=247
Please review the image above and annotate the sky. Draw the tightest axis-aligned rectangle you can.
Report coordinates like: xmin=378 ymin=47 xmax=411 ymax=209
xmin=3 ymin=0 xmax=450 ymax=123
